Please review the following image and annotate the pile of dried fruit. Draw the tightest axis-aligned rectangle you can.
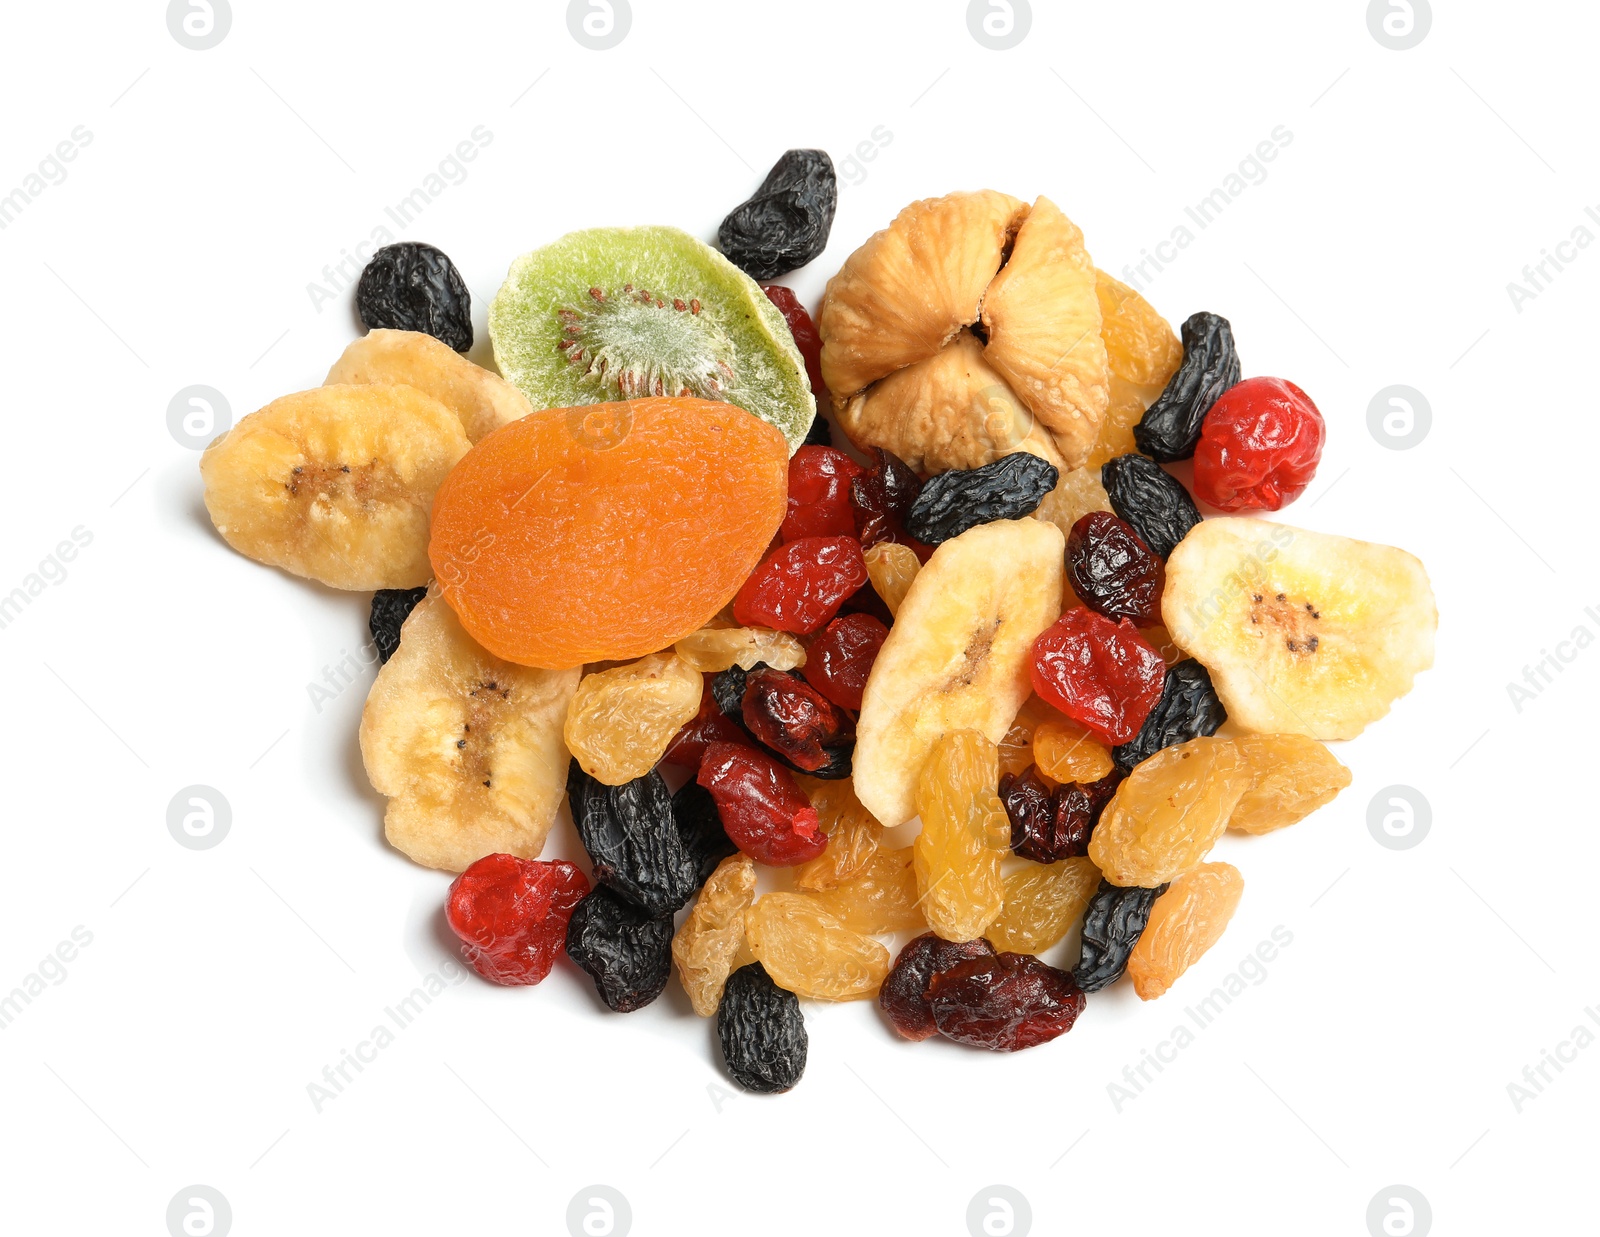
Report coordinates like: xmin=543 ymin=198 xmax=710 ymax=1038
xmin=199 ymin=154 xmax=1436 ymax=1093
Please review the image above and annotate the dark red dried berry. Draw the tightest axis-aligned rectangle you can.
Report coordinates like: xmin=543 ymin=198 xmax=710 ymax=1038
xmin=741 ymin=667 xmax=854 ymax=772
xmin=928 ymin=952 xmax=1086 ymax=1052
xmin=732 ymin=535 xmax=868 ymax=635
xmin=663 ymin=678 xmax=752 ymax=770
xmin=446 ymin=854 xmax=590 ymax=986
xmin=801 ymin=613 xmax=888 ymax=711
xmin=879 ymin=933 xmax=997 ymax=1042
xmin=1000 ymin=765 xmax=1127 ymax=863
xmin=762 ymin=285 xmax=829 ymax=404
xmin=782 ymin=446 xmax=863 ymax=542
xmin=1192 ymin=377 xmax=1325 ymax=511
xmin=1067 ymin=512 xmax=1165 ymax=625
xmin=850 ymin=448 xmax=935 ymax=562
xmin=697 ymin=742 xmax=826 ymax=866
xmin=1031 ymin=609 xmax=1166 ymax=745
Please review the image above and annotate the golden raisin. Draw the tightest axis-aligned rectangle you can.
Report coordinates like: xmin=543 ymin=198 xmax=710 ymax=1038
xmin=985 ymin=856 xmax=1100 ymax=954
xmin=997 ymin=695 xmax=1058 ymax=782
xmin=1228 ymin=734 xmax=1352 ymax=834
xmin=1096 ymin=270 xmax=1183 ymax=388
xmin=1087 ymin=375 xmax=1162 ymax=469
xmin=1126 ymin=862 xmax=1244 ymax=999
xmin=1034 ymin=466 xmax=1112 ymax=541
xmin=914 ymin=730 xmax=1009 ymax=941
xmin=862 ymin=541 xmax=921 ymax=617
xmin=1031 ymin=718 xmax=1115 ymax=783
xmin=1139 ymin=624 xmax=1185 ymax=667
xmin=671 ymin=854 xmax=757 ymax=1016
xmin=563 ymin=651 xmax=703 ymax=785
xmin=674 ymin=623 xmax=807 ymax=672
xmin=810 ymin=847 xmax=924 ymax=934
xmin=743 ymin=893 xmax=891 ymax=1001
xmin=792 ymin=776 xmax=882 ymax=891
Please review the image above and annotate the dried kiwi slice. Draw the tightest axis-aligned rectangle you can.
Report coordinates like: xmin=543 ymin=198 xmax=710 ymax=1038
xmin=489 ymin=226 xmax=815 ymax=452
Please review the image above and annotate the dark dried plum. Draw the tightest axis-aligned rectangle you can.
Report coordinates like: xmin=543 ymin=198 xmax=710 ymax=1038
xmin=564 ymin=885 xmax=674 ymax=1013
xmin=711 ymin=663 xmax=757 ymax=719
xmin=879 ymin=933 xmax=997 ymax=1042
xmin=369 ymin=586 xmax=428 ymax=664
xmin=1113 ymin=659 xmax=1227 ymax=770
xmin=1134 ymin=311 xmax=1240 ymax=461
xmin=905 ymin=452 xmax=1059 ymax=545
xmin=741 ymin=667 xmax=854 ymax=773
xmin=1073 ymin=880 xmax=1166 ymax=993
xmin=670 ymin=779 xmax=739 ymax=885
xmin=718 ymin=149 xmax=837 ymax=281
xmin=850 ymin=447 xmax=929 ymax=555
xmin=1067 ymin=512 xmax=1165 ymax=625
xmin=566 ymin=765 xmax=702 ymax=916
xmin=1101 ymin=453 xmax=1201 ymax=559
xmin=356 ymin=242 xmax=473 ymax=352
xmin=717 ymin=962 xmax=808 ymax=1093
xmin=928 ymin=953 xmax=1086 ymax=1052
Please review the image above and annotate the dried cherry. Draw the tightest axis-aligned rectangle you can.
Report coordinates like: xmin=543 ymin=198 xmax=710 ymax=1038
xmin=446 ymin=854 xmax=589 ymax=986
xmin=1073 ymin=880 xmax=1166 ymax=993
xmin=663 ymin=679 xmax=751 ymax=770
xmin=1192 ymin=377 xmax=1325 ymax=511
xmin=369 ymin=585 xmax=428 ymax=664
xmin=732 ymin=536 xmax=868 ymax=635
xmin=1112 ymin=658 xmax=1228 ymax=770
xmin=356 ymin=241 xmax=473 ymax=352
xmin=565 ymin=885 xmax=674 ymax=1012
xmin=878 ymin=933 xmax=997 ymax=1042
xmin=1101 ymin=454 xmax=1202 ymax=559
xmin=697 ymin=742 xmax=827 ymax=866
xmin=741 ymin=667 xmax=854 ymax=772
xmin=1030 ymin=609 xmax=1166 ymax=745
xmin=1134 ymin=311 xmax=1240 ymax=461
xmin=928 ymin=953 xmax=1086 ymax=1052
xmin=850 ymin=447 xmax=933 ymax=560
xmin=566 ymin=765 xmax=702 ymax=916
xmin=718 ymin=962 xmax=808 ymax=1093
xmin=718 ymin=149 xmax=837 ymax=281
xmin=1067 ymin=512 xmax=1164 ymax=625
xmin=762 ymin=284 xmax=830 ymax=405
xmin=999 ymin=765 xmax=1123 ymax=863
xmin=782 ymin=445 xmax=863 ymax=541
xmin=801 ymin=613 xmax=888 ymax=711
xmin=671 ymin=779 xmax=740 ymax=884
xmin=905 ymin=452 xmax=1059 ymax=545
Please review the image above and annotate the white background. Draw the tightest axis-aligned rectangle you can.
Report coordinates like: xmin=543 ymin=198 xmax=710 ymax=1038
xmin=0 ymin=1 xmax=1593 ymax=1234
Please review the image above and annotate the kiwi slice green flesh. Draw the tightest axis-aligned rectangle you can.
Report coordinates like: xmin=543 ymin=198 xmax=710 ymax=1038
xmin=489 ymin=226 xmax=814 ymax=452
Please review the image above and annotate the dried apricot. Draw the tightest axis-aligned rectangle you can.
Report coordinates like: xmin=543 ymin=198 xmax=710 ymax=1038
xmin=1126 ymin=862 xmax=1244 ymax=999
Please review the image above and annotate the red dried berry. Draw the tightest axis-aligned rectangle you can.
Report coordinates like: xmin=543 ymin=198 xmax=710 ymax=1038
xmin=741 ymin=667 xmax=854 ymax=772
xmin=761 ymin=285 xmax=829 ymax=403
xmin=732 ymin=535 xmax=868 ymax=635
xmin=928 ymin=952 xmax=1086 ymax=1052
xmin=850 ymin=447 xmax=935 ymax=562
xmin=1192 ymin=377 xmax=1325 ymax=512
xmin=801 ymin=612 xmax=888 ymax=711
xmin=663 ymin=678 xmax=751 ymax=770
xmin=879 ymin=933 xmax=997 ymax=1041
xmin=782 ymin=446 xmax=864 ymax=542
xmin=1067 ymin=512 xmax=1165 ymax=625
xmin=1031 ymin=609 xmax=1166 ymax=745
xmin=1000 ymin=765 xmax=1126 ymax=863
xmin=446 ymin=854 xmax=590 ymax=986
xmin=697 ymin=741 xmax=826 ymax=866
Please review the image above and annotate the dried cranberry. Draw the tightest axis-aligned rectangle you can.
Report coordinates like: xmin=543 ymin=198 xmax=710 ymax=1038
xmin=1067 ymin=512 xmax=1165 ymax=625
xmin=741 ymin=667 xmax=854 ymax=772
xmin=1001 ymin=765 xmax=1125 ymax=862
xmin=1192 ymin=377 xmax=1325 ymax=511
xmin=782 ymin=446 xmax=863 ymax=542
xmin=1031 ymin=609 xmax=1166 ymax=745
xmin=697 ymin=742 xmax=826 ymax=866
xmin=732 ymin=535 xmax=868 ymax=634
xmin=762 ymin=285 xmax=829 ymax=404
xmin=878 ymin=933 xmax=997 ymax=1042
xmin=663 ymin=678 xmax=751 ymax=770
xmin=801 ymin=613 xmax=888 ymax=711
xmin=928 ymin=952 xmax=1086 ymax=1052
xmin=850 ymin=448 xmax=935 ymax=562
xmin=446 ymin=854 xmax=589 ymax=986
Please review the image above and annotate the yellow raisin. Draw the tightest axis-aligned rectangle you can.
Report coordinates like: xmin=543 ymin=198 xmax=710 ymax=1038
xmin=1228 ymin=734 xmax=1352 ymax=834
xmin=1088 ymin=737 xmax=1250 ymax=887
xmin=862 ymin=541 xmax=921 ymax=617
xmin=997 ymin=695 xmax=1057 ymax=781
xmin=1096 ymin=270 xmax=1183 ymax=388
xmin=1032 ymin=718 xmax=1115 ymax=783
xmin=985 ymin=856 xmax=1100 ymax=954
xmin=914 ymin=730 xmax=1009 ymax=941
xmin=792 ymin=776 xmax=883 ymax=891
xmin=1034 ymin=466 xmax=1112 ymax=541
xmin=674 ymin=623 xmax=806 ymax=672
xmin=563 ymin=651 xmax=703 ymax=785
xmin=1126 ymin=862 xmax=1244 ymax=999
xmin=1087 ymin=375 xmax=1163 ymax=470
xmin=1139 ymin=624 xmax=1185 ymax=667
xmin=743 ymin=893 xmax=891 ymax=1000
xmin=810 ymin=847 xmax=923 ymax=934
xmin=671 ymin=854 xmax=757 ymax=1016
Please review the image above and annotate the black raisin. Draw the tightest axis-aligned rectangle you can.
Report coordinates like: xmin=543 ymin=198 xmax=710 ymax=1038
xmin=1112 ymin=660 xmax=1227 ymax=770
xmin=1134 ymin=312 xmax=1241 ymax=461
xmin=1073 ymin=880 xmax=1166 ymax=993
xmin=717 ymin=962 xmax=808 ymax=1093
xmin=717 ymin=149 xmax=838 ymax=281
xmin=356 ymin=242 xmax=473 ymax=352
xmin=711 ymin=663 xmax=755 ymax=719
xmin=566 ymin=765 xmax=702 ymax=916
xmin=565 ymin=885 xmax=674 ymax=1013
xmin=905 ymin=452 xmax=1060 ymax=545
xmin=1066 ymin=512 xmax=1165 ymax=625
xmin=671 ymin=780 xmax=738 ymax=885
xmin=1101 ymin=454 xmax=1201 ymax=559
xmin=803 ymin=413 xmax=833 ymax=448
xmin=368 ymin=586 xmax=428 ymax=664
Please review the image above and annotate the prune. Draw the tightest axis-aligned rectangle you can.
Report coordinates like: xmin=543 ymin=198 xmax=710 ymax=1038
xmin=986 ymin=858 xmax=1101 ymax=955
xmin=711 ymin=664 xmax=754 ymax=719
xmin=801 ymin=613 xmax=888 ymax=711
xmin=1067 ymin=512 xmax=1165 ymax=625
xmin=1031 ymin=717 xmax=1115 ymax=784
xmin=741 ymin=666 xmax=854 ymax=772
xmin=879 ymin=933 xmax=996 ymax=1042
xmin=697 ymin=742 xmax=827 ymax=866
xmin=564 ymin=651 xmax=703 ymax=784
xmin=914 ymin=731 xmax=1009 ymax=941
xmin=1100 ymin=454 xmax=1202 ymax=559
xmin=718 ymin=149 xmax=838 ymax=281
xmin=904 ymin=452 xmax=1060 ymax=546
xmin=446 ymin=854 xmax=589 ymax=986
xmin=762 ymin=284 xmax=831 ymax=406
xmin=673 ymin=854 xmax=757 ymax=1017
xmin=1192 ymin=377 xmax=1325 ymax=511
xmin=1073 ymin=880 xmax=1166 ymax=993
xmin=717 ymin=962 xmax=808 ymax=1094
xmin=1126 ymin=862 xmax=1244 ymax=1000
xmin=783 ymin=446 xmax=862 ymax=542
xmin=1030 ymin=609 xmax=1166 ymax=745
xmin=1133 ymin=311 xmax=1240 ymax=461
xmin=369 ymin=585 xmax=428 ymax=664
xmin=670 ymin=779 xmax=740 ymax=883
xmin=743 ymin=893 xmax=890 ymax=1001
xmin=566 ymin=764 xmax=702 ymax=916
xmin=850 ymin=447 xmax=931 ymax=557
xmin=928 ymin=953 xmax=1086 ymax=1052
xmin=732 ymin=536 xmax=869 ymax=635
xmin=1227 ymin=733 xmax=1351 ymax=834
xmin=565 ymin=885 xmax=674 ymax=1012
xmin=663 ymin=681 xmax=751 ymax=770
xmin=356 ymin=241 xmax=473 ymax=352
xmin=1113 ymin=659 xmax=1227 ymax=770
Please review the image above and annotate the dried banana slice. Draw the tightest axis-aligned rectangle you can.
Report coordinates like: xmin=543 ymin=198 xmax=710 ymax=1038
xmin=360 ymin=594 xmax=579 ymax=871
xmin=200 ymin=384 xmax=470 ymax=590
